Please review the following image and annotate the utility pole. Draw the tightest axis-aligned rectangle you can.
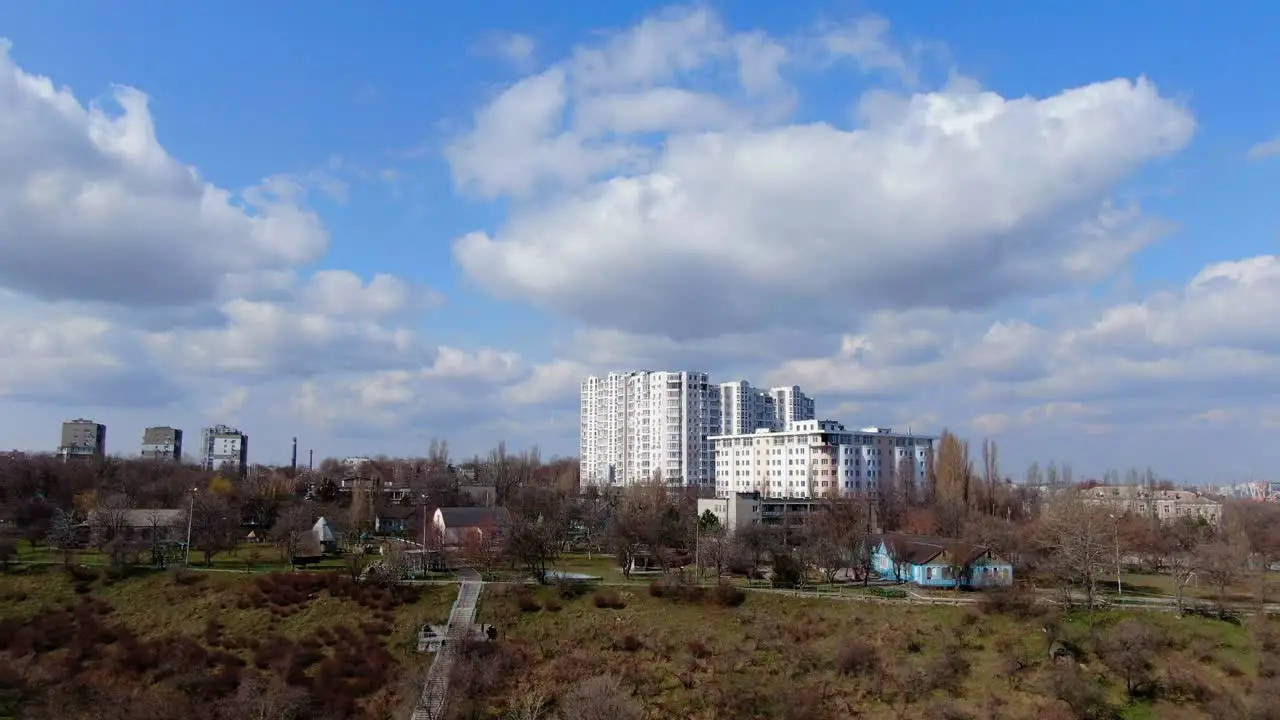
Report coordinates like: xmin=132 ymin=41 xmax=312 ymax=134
xmin=184 ymin=488 xmax=196 ymax=566
xmin=1110 ymin=514 xmax=1122 ymax=597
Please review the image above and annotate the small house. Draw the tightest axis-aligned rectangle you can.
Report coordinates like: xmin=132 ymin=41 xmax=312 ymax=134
xmin=312 ymin=516 xmax=338 ymax=553
xmin=375 ymin=505 xmax=420 ymax=536
xmin=872 ymin=534 xmax=1013 ymax=589
xmin=432 ymin=507 xmax=511 ymax=547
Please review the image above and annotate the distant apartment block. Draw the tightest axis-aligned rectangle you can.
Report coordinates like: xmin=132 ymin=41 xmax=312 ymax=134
xmin=718 ymin=381 xmax=815 ymax=435
xmin=140 ymin=426 xmax=183 ymax=462
xmin=1081 ymin=486 xmax=1223 ymax=525
xmin=712 ymin=421 xmax=934 ymax=500
xmin=58 ymin=419 xmax=106 ymax=461
xmin=580 ymin=370 xmax=719 ymax=489
xmin=201 ymin=425 xmax=248 ymax=475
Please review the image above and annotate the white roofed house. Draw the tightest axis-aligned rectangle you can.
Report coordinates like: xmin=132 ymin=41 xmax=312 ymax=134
xmin=311 ymin=516 xmax=339 ymax=553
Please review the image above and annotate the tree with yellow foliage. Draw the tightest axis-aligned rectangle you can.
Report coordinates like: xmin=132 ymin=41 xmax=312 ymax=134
xmin=208 ymin=475 xmax=236 ymax=498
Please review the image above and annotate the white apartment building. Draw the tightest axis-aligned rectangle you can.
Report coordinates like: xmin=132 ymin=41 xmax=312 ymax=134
xmin=580 ymin=371 xmax=719 ymax=488
xmin=712 ymin=421 xmax=935 ymax=499
xmin=718 ymin=381 xmax=815 ymax=435
xmin=770 ymin=385 xmax=815 ymax=428
xmin=201 ymin=424 xmax=248 ymax=475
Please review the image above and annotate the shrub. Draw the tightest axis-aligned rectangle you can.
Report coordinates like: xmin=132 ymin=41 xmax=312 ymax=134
xmin=711 ymin=582 xmax=746 ymax=607
xmin=516 ymin=592 xmax=542 ymax=613
xmin=686 ymin=639 xmax=712 ymax=658
xmin=836 ymin=638 xmax=878 ymax=676
xmin=593 ymin=591 xmax=626 ymax=609
xmin=544 ymin=598 xmax=563 ymax=612
xmin=929 ymin=643 xmax=971 ymax=694
xmin=869 ymin=587 xmax=907 ymax=599
xmin=614 ymin=633 xmax=642 ymax=652
xmin=556 ymin=578 xmax=590 ymax=600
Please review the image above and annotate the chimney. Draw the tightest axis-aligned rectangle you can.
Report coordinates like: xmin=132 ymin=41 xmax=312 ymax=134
xmin=309 ymin=449 xmax=314 ymax=470
xmin=291 ymin=437 xmax=298 ymax=472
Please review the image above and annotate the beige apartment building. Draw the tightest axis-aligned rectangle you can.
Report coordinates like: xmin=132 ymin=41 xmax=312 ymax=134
xmin=1080 ymin=485 xmax=1222 ymax=525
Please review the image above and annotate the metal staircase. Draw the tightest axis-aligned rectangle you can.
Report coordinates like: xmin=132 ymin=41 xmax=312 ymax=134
xmin=411 ymin=569 xmax=482 ymax=720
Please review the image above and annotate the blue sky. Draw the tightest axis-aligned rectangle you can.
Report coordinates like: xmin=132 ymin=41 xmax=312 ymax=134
xmin=0 ymin=2 xmax=1278 ymax=482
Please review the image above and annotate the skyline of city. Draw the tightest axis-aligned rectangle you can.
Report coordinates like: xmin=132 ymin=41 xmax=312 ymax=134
xmin=0 ymin=4 xmax=1277 ymax=482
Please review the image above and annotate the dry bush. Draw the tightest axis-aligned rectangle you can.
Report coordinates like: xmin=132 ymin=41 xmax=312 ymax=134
xmin=979 ymin=587 xmax=1040 ymax=618
xmin=559 ymin=675 xmax=642 ymax=720
xmin=836 ymin=638 xmax=879 ymax=676
xmin=928 ymin=643 xmax=971 ymax=695
xmin=592 ymin=591 xmax=626 ymax=609
xmin=711 ymin=582 xmax=746 ymax=607
xmin=556 ymin=578 xmax=591 ymax=600
xmin=544 ymin=597 xmax=563 ymax=612
xmin=686 ymin=638 xmax=713 ymax=659
xmin=515 ymin=590 xmax=542 ymax=613
xmin=1044 ymin=664 xmax=1116 ymax=720
xmin=614 ymin=633 xmax=642 ymax=653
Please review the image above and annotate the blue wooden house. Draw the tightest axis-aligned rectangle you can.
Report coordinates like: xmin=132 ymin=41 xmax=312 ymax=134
xmin=871 ymin=534 xmax=1014 ymax=589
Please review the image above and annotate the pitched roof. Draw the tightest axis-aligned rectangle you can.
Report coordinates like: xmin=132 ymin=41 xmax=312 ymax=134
xmin=313 ymin=516 xmax=336 ymax=543
xmin=879 ymin=533 xmax=996 ymax=566
xmin=378 ymin=504 xmax=418 ymax=520
xmin=437 ymin=506 xmax=511 ymax=529
xmin=103 ymin=509 xmax=185 ymax=527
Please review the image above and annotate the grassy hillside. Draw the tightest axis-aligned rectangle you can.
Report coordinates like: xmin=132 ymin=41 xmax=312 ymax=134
xmin=0 ymin=566 xmax=1274 ymax=720
xmin=467 ymin=580 xmax=1269 ymax=720
xmin=0 ymin=565 xmax=454 ymax=719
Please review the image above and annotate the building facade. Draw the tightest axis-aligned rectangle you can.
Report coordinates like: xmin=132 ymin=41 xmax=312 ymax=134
xmin=201 ymin=425 xmax=248 ymax=475
xmin=698 ymin=492 xmax=843 ymax=536
xmin=58 ymin=419 xmax=106 ymax=461
xmin=769 ymin=386 xmax=816 ymax=428
xmin=717 ymin=382 xmax=816 ymax=435
xmin=711 ymin=421 xmax=934 ymax=500
xmin=140 ymin=426 xmax=183 ymax=462
xmin=1081 ymin=486 xmax=1223 ymax=525
xmin=580 ymin=371 xmax=718 ymax=488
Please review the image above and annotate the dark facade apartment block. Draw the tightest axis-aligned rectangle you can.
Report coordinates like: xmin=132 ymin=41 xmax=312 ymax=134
xmin=59 ymin=419 xmax=106 ymax=461
xmin=141 ymin=426 xmax=183 ymax=462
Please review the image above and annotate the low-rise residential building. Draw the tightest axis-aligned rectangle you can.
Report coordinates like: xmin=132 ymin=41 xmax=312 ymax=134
xmin=1080 ymin=486 xmax=1223 ymax=525
xmin=712 ymin=420 xmax=934 ymax=499
xmin=432 ymin=507 xmax=511 ymax=547
xmin=697 ymin=492 xmax=871 ymax=536
xmin=872 ymin=534 xmax=1014 ymax=589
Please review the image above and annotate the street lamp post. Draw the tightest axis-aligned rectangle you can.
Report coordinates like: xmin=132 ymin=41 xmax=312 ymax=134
xmin=184 ymin=488 xmax=196 ymax=566
xmin=1109 ymin=514 xmax=1122 ymax=598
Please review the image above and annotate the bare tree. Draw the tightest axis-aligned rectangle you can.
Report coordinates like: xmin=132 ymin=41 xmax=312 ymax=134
xmin=1038 ymin=496 xmax=1111 ymax=607
xmin=503 ymin=690 xmax=552 ymax=720
xmin=1100 ymin=619 xmax=1159 ymax=697
xmin=48 ymin=507 xmax=79 ymax=566
xmin=188 ymin=493 xmax=239 ymax=566
xmin=269 ymin=504 xmax=313 ymax=566
xmin=221 ymin=672 xmax=310 ymax=720
xmin=371 ymin=541 xmax=412 ymax=584
xmin=1195 ymin=536 xmax=1249 ymax=606
xmin=559 ymin=675 xmax=642 ymax=720
xmin=1225 ymin=501 xmax=1280 ymax=607
xmin=0 ymin=538 xmax=15 ymax=573
xmin=90 ymin=493 xmax=132 ymax=549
